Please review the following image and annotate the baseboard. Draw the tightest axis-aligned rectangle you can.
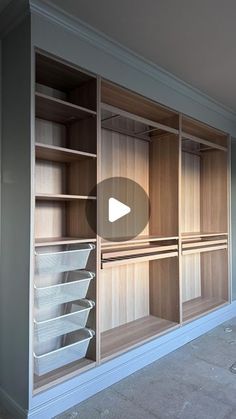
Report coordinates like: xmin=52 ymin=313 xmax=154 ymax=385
xmin=23 ymin=301 xmax=236 ymax=419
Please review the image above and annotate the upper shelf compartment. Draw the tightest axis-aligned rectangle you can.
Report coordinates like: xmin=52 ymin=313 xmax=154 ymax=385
xmin=35 ymin=53 xmax=98 ymax=156
xmin=182 ymin=115 xmax=228 ymax=151
xmin=35 ymin=92 xmax=96 ymax=125
xmin=101 ymin=80 xmax=179 ymax=135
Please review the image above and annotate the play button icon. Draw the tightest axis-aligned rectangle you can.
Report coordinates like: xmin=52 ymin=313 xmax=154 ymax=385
xmin=108 ymin=198 xmax=131 ymax=222
xmin=86 ymin=177 xmax=150 ymax=242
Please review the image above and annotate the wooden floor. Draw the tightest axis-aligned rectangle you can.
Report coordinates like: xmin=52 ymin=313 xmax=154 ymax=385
xmin=183 ymin=296 xmax=227 ymax=322
xmin=101 ymin=315 xmax=176 ymax=361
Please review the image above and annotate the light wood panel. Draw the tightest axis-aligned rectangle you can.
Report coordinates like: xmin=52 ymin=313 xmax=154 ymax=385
xmin=201 ymin=249 xmax=228 ymax=301
xmin=182 ymin=254 xmax=201 ymax=303
xmin=182 ymin=115 xmax=228 ymax=148
xmin=149 ymin=134 xmax=179 ymax=237
xmin=35 ymin=92 xmax=96 ymax=124
xmin=101 ymin=315 xmax=176 ymax=360
xmin=181 ymin=151 xmax=200 ymax=233
xmin=100 ymin=263 xmax=150 ymax=332
xmin=149 ymin=257 xmax=179 ymax=322
xmin=35 ymin=143 xmax=96 ymax=163
xmin=183 ymin=296 xmax=227 ymax=322
xmin=201 ymin=150 xmax=228 ymax=233
xmin=36 ymin=118 xmax=67 ymax=147
xmin=101 ymin=80 xmax=178 ymax=128
xmin=35 ymin=201 xmax=66 ymax=239
xmin=100 ymin=122 xmax=149 ymax=240
xmin=35 ymin=160 xmax=67 ymax=195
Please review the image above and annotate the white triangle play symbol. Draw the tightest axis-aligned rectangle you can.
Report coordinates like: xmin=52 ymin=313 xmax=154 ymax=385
xmin=108 ymin=197 xmax=131 ymax=223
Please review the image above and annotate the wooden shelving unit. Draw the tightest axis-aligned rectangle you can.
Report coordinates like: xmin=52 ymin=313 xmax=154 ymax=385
xmin=33 ymin=53 xmax=98 ymax=390
xmin=32 ymin=52 xmax=230 ymax=392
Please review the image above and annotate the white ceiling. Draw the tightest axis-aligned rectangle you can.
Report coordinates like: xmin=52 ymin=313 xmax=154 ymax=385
xmin=50 ymin=0 xmax=236 ymax=113
xmin=1 ymin=0 xmax=236 ymax=112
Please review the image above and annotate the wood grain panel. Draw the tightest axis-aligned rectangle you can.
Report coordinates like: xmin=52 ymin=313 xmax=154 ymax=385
xmin=149 ymin=257 xmax=179 ymax=322
xmin=100 ymin=262 xmax=149 ymax=332
xmin=101 ymin=80 xmax=178 ymax=127
xmin=201 ymin=150 xmax=228 ymax=233
xmin=182 ymin=254 xmax=201 ymax=303
xmin=182 ymin=115 xmax=228 ymax=148
xmin=201 ymin=249 xmax=228 ymax=301
xmin=101 ymin=315 xmax=176 ymax=360
xmin=35 ymin=160 xmax=67 ymax=195
xmin=35 ymin=201 xmax=66 ymax=239
xmin=149 ymin=134 xmax=179 ymax=236
xmin=181 ymin=151 xmax=200 ymax=233
xmin=36 ymin=118 xmax=66 ymax=147
xmin=101 ymin=123 xmax=149 ymax=239
xmin=183 ymin=296 xmax=227 ymax=322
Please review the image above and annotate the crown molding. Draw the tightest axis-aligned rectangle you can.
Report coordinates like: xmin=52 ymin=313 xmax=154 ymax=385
xmin=29 ymin=0 xmax=236 ymax=125
xmin=1 ymin=0 xmax=236 ymax=126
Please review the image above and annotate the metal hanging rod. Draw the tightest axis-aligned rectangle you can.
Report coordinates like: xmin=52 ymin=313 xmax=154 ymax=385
xmin=135 ymin=127 xmax=160 ymax=135
xmin=101 ymin=114 xmax=121 ymax=123
xmin=101 ymin=125 xmax=151 ymax=143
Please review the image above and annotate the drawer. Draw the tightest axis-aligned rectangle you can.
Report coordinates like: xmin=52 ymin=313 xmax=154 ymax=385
xmin=35 ymin=243 xmax=95 ymax=275
xmin=34 ymin=299 xmax=95 ymax=343
xmin=34 ymin=270 xmax=95 ymax=308
xmin=34 ymin=328 xmax=94 ymax=376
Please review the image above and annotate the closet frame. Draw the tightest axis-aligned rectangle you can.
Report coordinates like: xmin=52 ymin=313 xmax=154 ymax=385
xmin=32 ymin=50 xmax=231 ymax=393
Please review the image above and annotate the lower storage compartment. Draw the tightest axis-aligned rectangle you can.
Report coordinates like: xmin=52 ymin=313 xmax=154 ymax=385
xmin=34 ymin=328 xmax=95 ymax=376
xmin=182 ymin=247 xmax=228 ymax=322
xmin=100 ymin=255 xmax=180 ymax=360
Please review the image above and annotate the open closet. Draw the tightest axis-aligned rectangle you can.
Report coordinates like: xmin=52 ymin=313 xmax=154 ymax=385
xmin=33 ymin=52 xmax=230 ymax=392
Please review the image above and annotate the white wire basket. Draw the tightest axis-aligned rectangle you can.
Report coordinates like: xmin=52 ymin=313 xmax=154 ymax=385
xmin=34 ymin=328 xmax=95 ymax=376
xmin=34 ymin=270 xmax=95 ymax=308
xmin=34 ymin=299 xmax=95 ymax=343
xmin=35 ymin=244 xmax=95 ymax=275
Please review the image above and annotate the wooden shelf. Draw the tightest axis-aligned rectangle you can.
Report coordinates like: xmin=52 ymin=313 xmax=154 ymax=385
xmin=34 ymin=358 xmax=95 ymax=394
xmin=183 ymin=297 xmax=227 ymax=322
xmin=102 ymin=102 xmax=179 ymax=136
xmin=35 ymin=236 xmax=96 ymax=247
xmin=35 ymin=193 xmax=96 ymax=201
xmin=101 ymin=315 xmax=177 ymax=361
xmin=182 ymin=131 xmax=227 ymax=152
xmin=35 ymin=92 xmax=96 ymax=124
xmin=35 ymin=143 xmax=97 ymax=163
xmin=181 ymin=232 xmax=228 ymax=239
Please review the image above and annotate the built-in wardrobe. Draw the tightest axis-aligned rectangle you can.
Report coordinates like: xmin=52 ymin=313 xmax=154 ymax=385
xmin=31 ymin=51 xmax=230 ymax=393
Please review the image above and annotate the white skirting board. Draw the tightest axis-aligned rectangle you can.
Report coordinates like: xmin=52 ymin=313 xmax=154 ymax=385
xmin=1 ymin=301 xmax=236 ymax=419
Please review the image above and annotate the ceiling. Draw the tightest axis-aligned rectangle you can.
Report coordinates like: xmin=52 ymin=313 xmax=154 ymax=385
xmin=1 ymin=0 xmax=236 ymax=112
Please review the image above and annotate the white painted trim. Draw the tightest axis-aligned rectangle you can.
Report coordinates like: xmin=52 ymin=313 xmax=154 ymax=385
xmin=20 ymin=301 xmax=235 ymax=418
xmin=29 ymin=0 xmax=236 ymax=124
